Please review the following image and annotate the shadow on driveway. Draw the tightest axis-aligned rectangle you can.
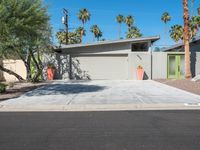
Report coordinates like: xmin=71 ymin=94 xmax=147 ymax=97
xmin=24 ymin=84 xmax=107 ymax=96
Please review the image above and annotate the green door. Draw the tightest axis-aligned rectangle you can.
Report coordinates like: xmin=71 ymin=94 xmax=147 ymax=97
xmin=168 ymin=55 xmax=184 ymax=79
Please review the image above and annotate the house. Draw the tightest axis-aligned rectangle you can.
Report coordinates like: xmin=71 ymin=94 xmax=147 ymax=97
xmin=163 ymin=36 xmax=200 ymax=78
xmin=55 ymin=36 xmax=160 ymax=80
xmin=54 ymin=35 xmax=200 ymax=80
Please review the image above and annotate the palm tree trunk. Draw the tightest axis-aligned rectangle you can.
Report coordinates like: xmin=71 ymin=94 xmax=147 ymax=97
xmin=119 ymin=24 xmax=121 ymax=39
xmin=164 ymin=23 xmax=167 ymax=47
xmin=183 ymin=0 xmax=192 ymax=78
xmin=92 ymin=35 xmax=95 ymax=42
xmin=80 ymin=32 xmax=83 ymax=43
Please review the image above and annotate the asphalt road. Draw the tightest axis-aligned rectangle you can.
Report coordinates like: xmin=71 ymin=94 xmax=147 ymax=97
xmin=0 ymin=110 xmax=200 ymax=150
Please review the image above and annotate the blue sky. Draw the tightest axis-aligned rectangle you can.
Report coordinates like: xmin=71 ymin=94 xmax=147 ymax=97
xmin=44 ymin=0 xmax=200 ymax=47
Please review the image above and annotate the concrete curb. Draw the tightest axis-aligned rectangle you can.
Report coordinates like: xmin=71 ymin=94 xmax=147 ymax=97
xmin=1 ymin=103 xmax=200 ymax=112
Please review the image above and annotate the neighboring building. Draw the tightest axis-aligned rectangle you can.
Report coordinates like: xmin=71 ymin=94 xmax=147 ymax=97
xmin=163 ymin=36 xmax=200 ymax=78
xmin=55 ymin=36 xmax=160 ymax=80
xmin=0 ymin=60 xmax=27 ymax=82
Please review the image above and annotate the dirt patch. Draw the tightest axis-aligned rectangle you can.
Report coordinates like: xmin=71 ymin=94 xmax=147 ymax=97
xmin=0 ymin=82 xmax=51 ymax=101
xmin=155 ymin=79 xmax=200 ymax=96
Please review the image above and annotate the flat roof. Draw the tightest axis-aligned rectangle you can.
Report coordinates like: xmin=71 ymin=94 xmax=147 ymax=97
xmin=55 ymin=36 xmax=160 ymax=52
xmin=163 ymin=36 xmax=200 ymax=52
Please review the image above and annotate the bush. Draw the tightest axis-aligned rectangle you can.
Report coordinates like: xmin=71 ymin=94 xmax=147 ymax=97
xmin=0 ymin=83 xmax=7 ymax=93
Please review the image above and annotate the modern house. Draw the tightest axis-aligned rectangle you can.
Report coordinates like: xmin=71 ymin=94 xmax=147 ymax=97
xmin=54 ymin=35 xmax=200 ymax=80
xmin=54 ymin=36 xmax=160 ymax=80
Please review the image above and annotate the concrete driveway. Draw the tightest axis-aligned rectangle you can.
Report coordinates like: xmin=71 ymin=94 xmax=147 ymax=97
xmin=1 ymin=80 xmax=200 ymax=111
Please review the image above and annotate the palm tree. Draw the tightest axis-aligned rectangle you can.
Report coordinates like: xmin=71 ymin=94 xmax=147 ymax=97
xmin=90 ymin=25 xmax=102 ymax=41
xmin=190 ymin=16 xmax=200 ymax=37
xmin=116 ymin=14 xmax=124 ymax=39
xmin=77 ymin=8 xmax=90 ymax=43
xmin=78 ymin=8 xmax=91 ymax=26
xmin=125 ymin=15 xmax=134 ymax=28
xmin=169 ymin=25 xmax=183 ymax=42
xmin=183 ymin=0 xmax=192 ymax=78
xmin=126 ymin=26 xmax=142 ymax=39
xmin=76 ymin=27 xmax=86 ymax=43
xmin=161 ymin=12 xmax=171 ymax=46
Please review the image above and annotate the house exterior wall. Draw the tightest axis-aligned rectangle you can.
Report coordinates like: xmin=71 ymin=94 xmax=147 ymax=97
xmin=0 ymin=60 xmax=26 ymax=82
xmin=128 ymin=52 xmax=152 ymax=80
xmin=152 ymin=52 xmax=167 ymax=79
xmin=196 ymin=52 xmax=200 ymax=76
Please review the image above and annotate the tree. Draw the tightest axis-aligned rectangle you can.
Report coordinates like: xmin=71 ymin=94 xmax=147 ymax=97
xmin=116 ymin=14 xmax=124 ymax=39
xmin=77 ymin=8 xmax=90 ymax=43
xmin=90 ymin=25 xmax=103 ymax=41
xmin=125 ymin=15 xmax=134 ymax=28
xmin=126 ymin=26 xmax=142 ymax=39
xmin=78 ymin=8 xmax=91 ymax=26
xmin=76 ymin=27 xmax=86 ymax=43
xmin=169 ymin=25 xmax=183 ymax=42
xmin=190 ymin=16 xmax=200 ymax=37
xmin=0 ymin=0 xmax=51 ymax=82
xmin=56 ymin=31 xmax=81 ymax=44
xmin=161 ymin=12 xmax=171 ymax=46
xmin=183 ymin=0 xmax=192 ymax=78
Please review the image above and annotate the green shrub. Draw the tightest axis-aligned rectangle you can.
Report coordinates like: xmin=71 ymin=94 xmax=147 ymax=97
xmin=0 ymin=83 xmax=7 ymax=93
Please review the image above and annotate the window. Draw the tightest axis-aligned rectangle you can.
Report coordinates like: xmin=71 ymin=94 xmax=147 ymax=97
xmin=131 ymin=42 xmax=149 ymax=52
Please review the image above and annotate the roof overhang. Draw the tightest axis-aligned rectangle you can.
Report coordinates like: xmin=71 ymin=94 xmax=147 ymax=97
xmin=54 ymin=36 xmax=160 ymax=54
xmin=163 ymin=36 xmax=200 ymax=52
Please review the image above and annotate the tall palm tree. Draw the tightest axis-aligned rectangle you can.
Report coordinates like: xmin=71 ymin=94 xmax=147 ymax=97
xmin=126 ymin=26 xmax=142 ymax=39
xmin=90 ymin=25 xmax=102 ymax=41
xmin=76 ymin=27 xmax=86 ymax=43
xmin=77 ymin=8 xmax=90 ymax=43
xmin=78 ymin=8 xmax=91 ymax=26
xmin=116 ymin=14 xmax=124 ymax=39
xmin=183 ymin=0 xmax=192 ymax=78
xmin=169 ymin=25 xmax=183 ymax=42
xmin=125 ymin=15 xmax=134 ymax=28
xmin=161 ymin=12 xmax=171 ymax=46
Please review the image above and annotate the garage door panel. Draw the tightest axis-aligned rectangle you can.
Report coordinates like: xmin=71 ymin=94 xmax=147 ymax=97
xmin=72 ymin=55 xmax=128 ymax=80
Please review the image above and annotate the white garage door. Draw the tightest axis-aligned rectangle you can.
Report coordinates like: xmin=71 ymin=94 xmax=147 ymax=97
xmin=72 ymin=55 xmax=128 ymax=80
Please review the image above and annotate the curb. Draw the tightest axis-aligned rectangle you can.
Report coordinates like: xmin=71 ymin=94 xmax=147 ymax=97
xmin=1 ymin=103 xmax=200 ymax=112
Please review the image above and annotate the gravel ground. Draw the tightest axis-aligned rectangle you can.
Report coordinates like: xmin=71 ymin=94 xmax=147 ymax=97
xmin=0 ymin=82 xmax=50 ymax=101
xmin=155 ymin=79 xmax=200 ymax=96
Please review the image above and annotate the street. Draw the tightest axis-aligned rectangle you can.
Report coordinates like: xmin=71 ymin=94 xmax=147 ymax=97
xmin=0 ymin=110 xmax=200 ymax=150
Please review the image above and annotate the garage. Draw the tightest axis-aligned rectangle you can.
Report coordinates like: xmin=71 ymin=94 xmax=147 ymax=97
xmin=71 ymin=54 xmax=128 ymax=80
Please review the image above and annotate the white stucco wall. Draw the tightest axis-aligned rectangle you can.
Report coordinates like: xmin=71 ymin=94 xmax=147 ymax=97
xmin=128 ymin=52 xmax=152 ymax=80
xmin=152 ymin=52 xmax=167 ymax=79
xmin=2 ymin=60 xmax=26 ymax=82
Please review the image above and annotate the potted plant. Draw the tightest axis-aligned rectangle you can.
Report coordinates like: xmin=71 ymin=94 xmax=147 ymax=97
xmin=47 ymin=63 xmax=56 ymax=80
xmin=136 ymin=65 xmax=144 ymax=80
